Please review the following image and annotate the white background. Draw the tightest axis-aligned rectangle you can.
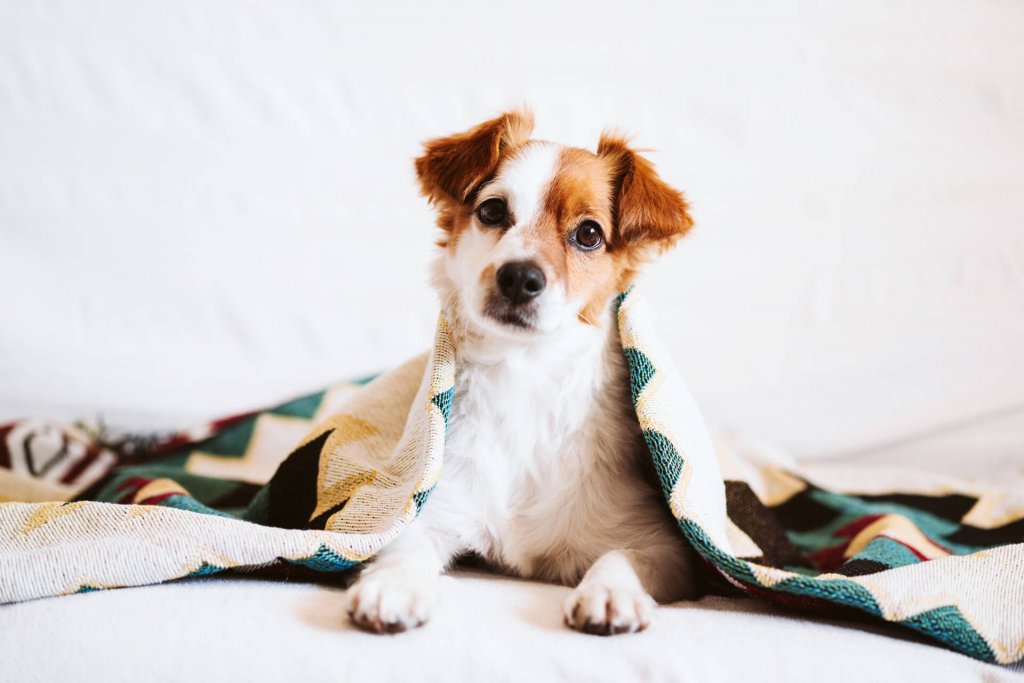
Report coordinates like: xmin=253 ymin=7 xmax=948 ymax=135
xmin=1 ymin=0 xmax=1022 ymax=466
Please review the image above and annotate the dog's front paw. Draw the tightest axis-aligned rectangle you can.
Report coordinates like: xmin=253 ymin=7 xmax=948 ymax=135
xmin=345 ymin=571 xmax=438 ymax=634
xmin=563 ymin=583 xmax=656 ymax=636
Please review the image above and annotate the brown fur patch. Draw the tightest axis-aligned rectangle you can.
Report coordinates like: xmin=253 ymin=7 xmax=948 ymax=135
xmin=540 ymin=148 xmax=619 ymax=324
xmin=415 ymin=110 xmax=534 ymax=208
xmin=597 ymin=133 xmax=693 ymax=249
xmin=434 ymin=202 xmax=474 ymax=249
xmin=530 ymin=144 xmax=692 ymax=326
xmin=543 ymin=148 xmax=614 ymax=229
xmin=478 ymin=263 xmax=498 ymax=290
xmin=416 ymin=113 xmax=693 ymax=326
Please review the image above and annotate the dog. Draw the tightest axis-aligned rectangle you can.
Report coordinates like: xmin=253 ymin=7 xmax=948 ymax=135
xmin=345 ymin=110 xmax=698 ymax=636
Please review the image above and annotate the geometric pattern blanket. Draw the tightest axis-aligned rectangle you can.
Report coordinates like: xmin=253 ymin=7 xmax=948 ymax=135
xmin=1 ymin=289 xmax=1022 ymax=665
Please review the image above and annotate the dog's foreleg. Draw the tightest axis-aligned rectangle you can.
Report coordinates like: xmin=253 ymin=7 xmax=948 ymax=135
xmin=563 ymin=546 xmax=696 ymax=636
xmin=345 ymin=522 xmax=455 ymax=633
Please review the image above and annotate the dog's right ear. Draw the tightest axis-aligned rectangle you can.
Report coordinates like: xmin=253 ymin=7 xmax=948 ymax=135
xmin=415 ymin=110 xmax=534 ymax=206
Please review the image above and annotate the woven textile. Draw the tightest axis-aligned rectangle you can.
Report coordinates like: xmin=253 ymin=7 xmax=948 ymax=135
xmin=1 ymin=290 xmax=1022 ymax=664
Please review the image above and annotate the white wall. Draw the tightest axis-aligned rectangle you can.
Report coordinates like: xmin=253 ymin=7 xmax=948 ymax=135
xmin=1 ymin=0 xmax=1022 ymax=461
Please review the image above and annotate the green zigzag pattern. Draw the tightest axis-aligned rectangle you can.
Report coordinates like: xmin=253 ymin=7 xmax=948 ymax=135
xmin=614 ymin=288 xmax=997 ymax=662
xmin=286 ymin=544 xmax=358 ymax=572
xmin=900 ymin=605 xmax=996 ymax=663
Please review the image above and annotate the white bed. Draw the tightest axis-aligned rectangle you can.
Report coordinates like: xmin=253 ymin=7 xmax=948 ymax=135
xmin=1 ymin=449 xmax=1021 ymax=681
xmin=1 ymin=0 xmax=1022 ymax=680
xmin=2 ymin=569 xmax=1021 ymax=683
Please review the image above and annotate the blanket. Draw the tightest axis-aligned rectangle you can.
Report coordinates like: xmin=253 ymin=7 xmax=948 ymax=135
xmin=1 ymin=290 xmax=1022 ymax=665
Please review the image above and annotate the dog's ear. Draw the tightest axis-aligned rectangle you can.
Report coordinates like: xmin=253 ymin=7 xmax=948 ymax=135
xmin=597 ymin=133 xmax=693 ymax=249
xmin=415 ymin=110 xmax=535 ymax=205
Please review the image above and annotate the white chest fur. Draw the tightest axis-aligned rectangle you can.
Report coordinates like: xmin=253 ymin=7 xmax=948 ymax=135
xmin=420 ymin=319 xmax=672 ymax=585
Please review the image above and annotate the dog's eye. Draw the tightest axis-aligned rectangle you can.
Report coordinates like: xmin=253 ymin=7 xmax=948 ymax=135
xmin=572 ymin=221 xmax=604 ymax=251
xmin=476 ymin=198 xmax=508 ymax=226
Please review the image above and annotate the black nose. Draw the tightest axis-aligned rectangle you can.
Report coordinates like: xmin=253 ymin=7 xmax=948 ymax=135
xmin=496 ymin=261 xmax=546 ymax=304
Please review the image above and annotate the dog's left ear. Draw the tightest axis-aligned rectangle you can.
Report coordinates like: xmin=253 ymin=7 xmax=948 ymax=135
xmin=416 ymin=110 xmax=535 ymax=206
xmin=597 ymin=133 xmax=693 ymax=250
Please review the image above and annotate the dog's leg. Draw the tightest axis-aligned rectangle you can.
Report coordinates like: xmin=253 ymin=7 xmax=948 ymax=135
xmin=345 ymin=522 xmax=455 ymax=633
xmin=563 ymin=546 xmax=695 ymax=636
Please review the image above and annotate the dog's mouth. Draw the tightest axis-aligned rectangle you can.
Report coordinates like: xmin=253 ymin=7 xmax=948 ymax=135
xmin=483 ymin=294 xmax=537 ymax=331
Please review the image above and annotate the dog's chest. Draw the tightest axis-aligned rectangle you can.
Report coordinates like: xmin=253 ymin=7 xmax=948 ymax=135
xmin=437 ymin=336 xmax=650 ymax=580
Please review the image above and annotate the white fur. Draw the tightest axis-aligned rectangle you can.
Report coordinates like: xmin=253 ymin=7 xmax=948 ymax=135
xmin=442 ymin=142 xmax=574 ymax=338
xmin=486 ymin=142 xmax=560 ymax=228
xmin=346 ymin=145 xmax=696 ymax=635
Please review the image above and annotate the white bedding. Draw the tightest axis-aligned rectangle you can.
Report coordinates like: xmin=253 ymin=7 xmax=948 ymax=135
xmin=2 ymin=1 xmax=1022 ymax=680
xmin=2 ymin=569 xmax=1021 ymax=683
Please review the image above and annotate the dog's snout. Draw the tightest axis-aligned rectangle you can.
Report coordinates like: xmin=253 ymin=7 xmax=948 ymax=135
xmin=496 ymin=262 xmax=546 ymax=304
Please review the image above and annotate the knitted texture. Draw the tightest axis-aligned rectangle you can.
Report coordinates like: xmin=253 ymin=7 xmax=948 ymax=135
xmin=1 ymin=290 xmax=1021 ymax=664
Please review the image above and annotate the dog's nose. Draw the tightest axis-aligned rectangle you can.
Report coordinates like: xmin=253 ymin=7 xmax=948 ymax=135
xmin=496 ymin=261 xmax=546 ymax=304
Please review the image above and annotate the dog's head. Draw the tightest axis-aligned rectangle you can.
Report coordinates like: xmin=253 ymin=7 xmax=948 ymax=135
xmin=417 ymin=110 xmax=692 ymax=340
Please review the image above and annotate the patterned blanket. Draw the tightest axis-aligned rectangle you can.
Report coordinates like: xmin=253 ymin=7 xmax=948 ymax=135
xmin=1 ymin=290 xmax=1021 ymax=665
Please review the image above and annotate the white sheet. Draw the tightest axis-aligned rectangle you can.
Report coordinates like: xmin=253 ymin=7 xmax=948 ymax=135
xmin=2 ymin=2 xmax=1022 ymax=679
xmin=1 ymin=569 xmax=1020 ymax=682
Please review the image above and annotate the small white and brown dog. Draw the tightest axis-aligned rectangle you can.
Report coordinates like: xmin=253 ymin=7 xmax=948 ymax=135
xmin=345 ymin=110 xmax=698 ymax=636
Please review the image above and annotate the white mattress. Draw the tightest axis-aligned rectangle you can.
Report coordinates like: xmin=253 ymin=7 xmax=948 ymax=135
xmin=2 ymin=569 xmax=1021 ymax=683
xmin=2 ymin=1 xmax=1022 ymax=680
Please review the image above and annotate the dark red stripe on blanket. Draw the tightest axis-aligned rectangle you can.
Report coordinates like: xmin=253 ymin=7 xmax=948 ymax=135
xmin=135 ymin=492 xmax=179 ymax=506
xmin=832 ymin=514 xmax=885 ymax=539
xmin=59 ymin=445 xmax=110 ymax=485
